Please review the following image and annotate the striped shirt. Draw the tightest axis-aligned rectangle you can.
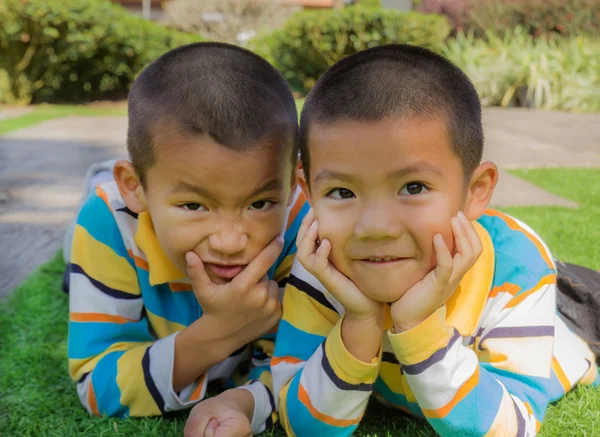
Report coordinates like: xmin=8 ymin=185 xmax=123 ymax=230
xmin=272 ymin=210 xmax=599 ymax=437
xmin=68 ymin=180 xmax=308 ymax=433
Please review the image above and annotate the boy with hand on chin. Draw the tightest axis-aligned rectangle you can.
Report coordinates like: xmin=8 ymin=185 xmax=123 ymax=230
xmin=271 ymin=44 xmax=599 ymax=437
xmin=67 ymin=42 xmax=308 ymax=437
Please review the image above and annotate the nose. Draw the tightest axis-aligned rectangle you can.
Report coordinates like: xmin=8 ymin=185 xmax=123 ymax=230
xmin=208 ymin=227 xmax=248 ymax=257
xmin=354 ymin=201 xmax=405 ymax=240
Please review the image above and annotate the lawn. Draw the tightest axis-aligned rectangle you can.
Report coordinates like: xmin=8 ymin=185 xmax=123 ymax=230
xmin=0 ymin=103 xmax=127 ymax=135
xmin=0 ymin=168 xmax=598 ymax=437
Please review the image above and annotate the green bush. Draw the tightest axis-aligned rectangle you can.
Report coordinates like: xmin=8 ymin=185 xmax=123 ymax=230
xmin=0 ymin=0 xmax=202 ymax=105
xmin=465 ymin=0 xmax=600 ymax=37
xmin=442 ymin=28 xmax=600 ymax=112
xmin=250 ymin=7 xmax=451 ymax=93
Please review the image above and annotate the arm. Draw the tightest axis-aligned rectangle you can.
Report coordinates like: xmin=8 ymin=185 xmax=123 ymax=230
xmin=273 ymin=263 xmax=380 ymax=437
xmin=389 ymin=275 xmax=557 ymax=436
xmin=69 ymin=191 xmax=245 ymax=416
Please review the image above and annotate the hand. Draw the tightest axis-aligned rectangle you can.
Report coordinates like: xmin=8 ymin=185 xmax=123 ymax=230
xmin=297 ymin=210 xmax=385 ymax=363
xmin=185 ymin=236 xmax=283 ymax=345
xmin=297 ymin=209 xmax=384 ymax=323
xmin=391 ymin=212 xmax=483 ymax=333
xmin=184 ymin=389 xmax=253 ymax=437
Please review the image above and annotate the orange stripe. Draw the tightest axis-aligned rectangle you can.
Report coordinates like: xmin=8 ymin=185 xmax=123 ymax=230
xmin=423 ymin=367 xmax=480 ymax=419
xmin=128 ymin=250 xmax=149 ymax=270
xmin=169 ymin=282 xmax=192 ymax=292
xmin=505 ymin=274 xmax=556 ymax=309
xmin=96 ymin=186 xmax=111 ymax=211
xmin=70 ymin=312 xmax=136 ymax=324
xmin=489 ymin=282 xmax=521 ymax=298
xmin=190 ymin=374 xmax=206 ymax=401
xmin=286 ymin=191 xmax=307 ymax=231
xmin=485 ymin=210 xmax=554 ymax=269
xmin=298 ymin=383 xmax=361 ymax=427
xmin=88 ymin=379 xmax=100 ymax=416
xmin=552 ymin=357 xmax=571 ymax=393
xmin=271 ymin=356 xmax=303 ymax=366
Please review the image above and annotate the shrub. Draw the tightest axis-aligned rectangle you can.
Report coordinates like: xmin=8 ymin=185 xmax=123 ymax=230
xmin=249 ymin=6 xmax=451 ymax=93
xmin=442 ymin=28 xmax=600 ymax=112
xmin=465 ymin=0 xmax=600 ymax=37
xmin=0 ymin=0 xmax=202 ymax=105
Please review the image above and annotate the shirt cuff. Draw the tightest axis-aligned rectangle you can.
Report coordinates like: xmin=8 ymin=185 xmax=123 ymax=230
xmin=387 ymin=306 xmax=455 ymax=366
xmin=324 ymin=315 xmax=381 ymax=385
xmin=239 ymin=382 xmax=272 ymax=435
xmin=150 ymin=332 xmax=208 ymax=411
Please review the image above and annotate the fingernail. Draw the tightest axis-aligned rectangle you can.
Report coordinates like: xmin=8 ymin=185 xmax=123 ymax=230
xmin=458 ymin=211 xmax=467 ymax=220
xmin=276 ymin=235 xmax=284 ymax=244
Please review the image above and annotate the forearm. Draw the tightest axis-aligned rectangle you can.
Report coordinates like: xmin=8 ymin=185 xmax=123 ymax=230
xmin=279 ymin=317 xmax=380 ymax=436
xmin=173 ymin=315 xmax=244 ymax=392
xmin=389 ymin=308 xmax=547 ymax=436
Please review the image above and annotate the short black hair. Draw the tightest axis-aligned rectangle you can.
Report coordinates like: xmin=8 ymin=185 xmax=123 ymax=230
xmin=128 ymin=42 xmax=298 ymax=184
xmin=299 ymin=44 xmax=483 ymax=184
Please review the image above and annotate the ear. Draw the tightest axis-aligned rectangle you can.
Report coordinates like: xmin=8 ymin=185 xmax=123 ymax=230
xmin=464 ymin=161 xmax=498 ymax=221
xmin=113 ymin=160 xmax=148 ymax=214
xmin=286 ymin=161 xmax=300 ymax=207
xmin=296 ymin=161 xmax=313 ymax=207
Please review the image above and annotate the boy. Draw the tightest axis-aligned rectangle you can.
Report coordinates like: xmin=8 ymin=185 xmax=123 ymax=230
xmin=67 ymin=42 xmax=308 ymax=435
xmin=270 ymin=44 xmax=599 ymax=437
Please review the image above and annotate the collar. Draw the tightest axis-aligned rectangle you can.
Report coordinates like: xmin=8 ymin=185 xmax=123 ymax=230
xmin=134 ymin=211 xmax=187 ymax=285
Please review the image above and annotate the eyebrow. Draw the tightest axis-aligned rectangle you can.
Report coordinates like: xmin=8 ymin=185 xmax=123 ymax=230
xmin=313 ymin=162 xmax=443 ymax=184
xmin=170 ymin=179 xmax=284 ymax=200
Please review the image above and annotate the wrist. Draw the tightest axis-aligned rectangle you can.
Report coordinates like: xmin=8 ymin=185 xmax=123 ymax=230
xmin=221 ymin=388 xmax=255 ymax=422
xmin=341 ymin=313 xmax=384 ymax=363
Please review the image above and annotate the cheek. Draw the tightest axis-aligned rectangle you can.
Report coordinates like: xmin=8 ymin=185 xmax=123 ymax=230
xmin=313 ymin=206 xmax=350 ymax=265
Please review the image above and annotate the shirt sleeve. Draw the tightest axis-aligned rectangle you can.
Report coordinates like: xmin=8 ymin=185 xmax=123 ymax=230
xmin=388 ymin=274 xmax=559 ymax=437
xmin=68 ymin=189 xmax=207 ymax=417
xmin=273 ymin=261 xmax=380 ymax=437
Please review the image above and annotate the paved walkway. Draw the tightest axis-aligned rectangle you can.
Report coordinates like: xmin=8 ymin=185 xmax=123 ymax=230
xmin=0 ymin=108 xmax=599 ymax=299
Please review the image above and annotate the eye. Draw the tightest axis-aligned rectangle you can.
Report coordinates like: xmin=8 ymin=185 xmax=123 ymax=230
xmin=249 ymin=200 xmax=274 ymax=211
xmin=400 ymin=182 xmax=428 ymax=196
xmin=327 ymin=188 xmax=355 ymax=199
xmin=182 ymin=203 xmax=206 ymax=211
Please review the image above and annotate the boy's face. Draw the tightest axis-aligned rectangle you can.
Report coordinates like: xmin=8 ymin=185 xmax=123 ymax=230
xmin=302 ymin=116 xmax=470 ymax=303
xmin=141 ymin=128 xmax=296 ymax=285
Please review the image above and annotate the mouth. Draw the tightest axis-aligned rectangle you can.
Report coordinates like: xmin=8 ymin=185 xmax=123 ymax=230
xmin=204 ymin=263 xmax=246 ymax=279
xmin=358 ymin=256 xmax=408 ymax=264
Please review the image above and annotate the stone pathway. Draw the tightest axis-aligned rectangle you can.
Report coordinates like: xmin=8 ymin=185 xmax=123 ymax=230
xmin=0 ymin=108 xmax=599 ymax=299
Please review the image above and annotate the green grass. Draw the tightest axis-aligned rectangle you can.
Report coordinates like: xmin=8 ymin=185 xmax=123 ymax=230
xmin=0 ymin=103 xmax=127 ymax=135
xmin=0 ymin=168 xmax=598 ymax=437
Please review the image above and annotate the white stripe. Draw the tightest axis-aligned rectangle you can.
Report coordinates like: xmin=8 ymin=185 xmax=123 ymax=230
xmin=69 ymin=273 xmax=143 ymax=321
xmin=272 ymin=360 xmax=305 ymax=409
xmin=299 ymin=346 xmax=370 ymax=421
xmin=76 ymin=373 xmax=93 ymax=414
xmin=401 ymin=336 xmax=479 ymax=410
xmin=554 ymin=316 xmax=595 ymax=386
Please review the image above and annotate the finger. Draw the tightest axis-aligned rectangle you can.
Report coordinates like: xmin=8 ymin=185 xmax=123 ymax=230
xmin=297 ymin=219 xmax=319 ymax=263
xmin=459 ymin=212 xmax=483 ymax=257
xmin=233 ymin=235 xmax=284 ymax=290
xmin=452 ymin=216 xmax=472 ymax=261
xmin=205 ymin=419 xmax=219 ymax=437
xmin=433 ymin=234 xmax=453 ymax=284
xmin=186 ymin=252 xmax=215 ymax=294
xmin=314 ymin=238 xmax=332 ymax=275
xmin=296 ymin=208 xmax=315 ymax=245
xmin=183 ymin=404 xmax=211 ymax=437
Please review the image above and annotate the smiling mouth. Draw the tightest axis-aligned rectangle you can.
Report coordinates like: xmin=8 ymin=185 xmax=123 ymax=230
xmin=360 ymin=257 xmax=407 ymax=263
